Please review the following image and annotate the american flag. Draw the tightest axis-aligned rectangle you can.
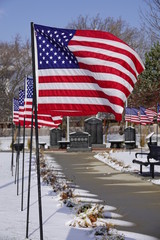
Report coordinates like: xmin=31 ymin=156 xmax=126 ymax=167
xmin=19 ymin=89 xmax=25 ymax=126
xmin=24 ymin=77 xmax=33 ymax=127
xmin=125 ymin=107 xmax=132 ymax=122
xmin=125 ymin=107 xmax=140 ymax=124
xmin=145 ymin=107 xmax=157 ymax=123
xmin=34 ymin=23 xmax=145 ymax=121
xmin=24 ymin=77 xmax=62 ymax=128
xmin=13 ymin=98 xmax=19 ymax=125
xmin=139 ymin=106 xmax=152 ymax=125
xmin=157 ymin=104 xmax=160 ymax=122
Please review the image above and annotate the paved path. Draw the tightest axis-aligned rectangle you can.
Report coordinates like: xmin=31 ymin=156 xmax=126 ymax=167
xmin=46 ymin=151 xmax=160 ymax=239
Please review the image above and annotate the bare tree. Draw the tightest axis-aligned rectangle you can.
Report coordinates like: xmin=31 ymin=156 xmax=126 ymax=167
xmin=67 ymin=14 xmax=150 ymax=60
xmin=0 ymin=35 xmax=32 ymax=122
xmin=140 ymin=0 xmax=160 ymax=42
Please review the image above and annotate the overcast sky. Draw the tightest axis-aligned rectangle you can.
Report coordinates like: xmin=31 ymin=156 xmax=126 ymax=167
xmin=0 ymin=0 xmax=147 ymax=43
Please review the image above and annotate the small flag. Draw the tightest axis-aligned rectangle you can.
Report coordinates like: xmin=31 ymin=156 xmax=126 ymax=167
xmin=157 ymin=104 xmax=160 ymax=122
xmin=13 ymin=98 xmax=19 ymax=125
xmin=24 ymin=77 xmax=62 ymax=128
xmin=24 ymin=77 xmax=34 ymax=127
xmin=145 ymin=107 xmax=157 ymax=123
xmin=19 ymin=89 xmax=25 ymax=126
xmin=139 ymin=106 xmax=152 ymax=125
xmin=125 ymin=107 xmax=140 ymax=124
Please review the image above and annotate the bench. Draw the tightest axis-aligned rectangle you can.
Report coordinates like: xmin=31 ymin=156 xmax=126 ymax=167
xmin=132 ymin=144 xmax=160 ymax=178
xmin=14 ymin=143 xmax=24 ymax=152
xmin=58 ymin=140 xmax=70 ymax=149
xmin=109 ymin=139 xmax=124 ymax=148
xmin=125 ymin=140 xmax=136 ymax=149
xmin=39 ymin=142 xmax=46 ymax=150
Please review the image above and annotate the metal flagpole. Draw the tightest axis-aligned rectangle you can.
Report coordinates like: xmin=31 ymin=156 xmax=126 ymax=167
xmin=156 ymin=103 xmax=159 ymax=145
xmin=11 ymin=101 xmax=15 ymax=176
xmin=137 ymin=108 xmax=142 ymax=153
xmin=125 ymin=99 xmax=128 ymax=128
xmin=140 ymin=123 xmax=142 ymax=154
xmin=26 ymin=102 xmax=34 ymax=239
xmin=16 ymin=122 xmax=21 ymax=196
xmin=31 ymin=22 xmax=43 ymax=240
xmin=14 ymin=126 xmax=17 ymax=184
xmin=156 ymin=119 xmax=158 ymax=145
xmin=21 ymin=77 xmax=27 ymax=211
xmin=21 ymin=115 xmax=25 ymax=211
xmin=67 ymin=116 xmax=70 ymax=142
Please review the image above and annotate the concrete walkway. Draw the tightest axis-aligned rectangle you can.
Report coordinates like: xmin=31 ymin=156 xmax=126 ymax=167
xmin=47 ymin=151 xmax=160 ymax=239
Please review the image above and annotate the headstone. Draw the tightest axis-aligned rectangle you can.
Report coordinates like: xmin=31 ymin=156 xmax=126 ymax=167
xmin=84 ymin=117 xmax=104 ymax=147
xmin=68 ymin=131 xmax=91 ymax=151
xmin=124 ymin=127 xmax=136 ymax=149
xmin=50 ymin=128 xmax=62 ymax=147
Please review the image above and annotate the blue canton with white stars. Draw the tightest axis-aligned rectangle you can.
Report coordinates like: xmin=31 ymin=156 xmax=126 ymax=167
xmin=34 ymin=24 xmax=79 ymax=70
xmin=14 ymin=98 xmax=19 ymax=111
xmin=27 ymin=77 xmax=33 ymax=99
xmin=19 ymin=89 xmax=25 ymax=107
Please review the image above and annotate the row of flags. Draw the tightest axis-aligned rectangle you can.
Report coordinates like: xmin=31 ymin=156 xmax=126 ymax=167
xmin=13 ymin=77 xmax=63 ymax=129
xmin=125 ymin=106 xmax=160 ymax=125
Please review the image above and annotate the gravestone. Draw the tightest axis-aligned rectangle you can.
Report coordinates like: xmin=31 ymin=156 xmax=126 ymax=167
xmin=67 ymin=131 xmax=91 ymax=151
xmin=124 ymin=127 xmax=136 ymax=149
xmin=50 ymin=128 xmax=62 ymax=147
xmin=84 ymin=117 xmax=105 ymax=148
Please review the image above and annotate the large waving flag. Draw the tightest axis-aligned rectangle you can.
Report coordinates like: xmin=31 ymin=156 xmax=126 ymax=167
xmin=13 ymin=98 xmax=19 ymax=126
xmin=33 ymin=24 xmax=145 ymax=121
xmin=24 ymin=77 xmax=62 ymax=128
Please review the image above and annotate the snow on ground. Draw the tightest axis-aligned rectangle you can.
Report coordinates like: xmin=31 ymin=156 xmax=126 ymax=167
xmin=0 ymin=151 xmax=92 ymax=240
xmin=0 ymin=136 xmax=50 ymax=151
xmin=0 ymin=136 xmax=160 ymax=240
xmin=94 ymin=149 xmax=160 ymax=185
